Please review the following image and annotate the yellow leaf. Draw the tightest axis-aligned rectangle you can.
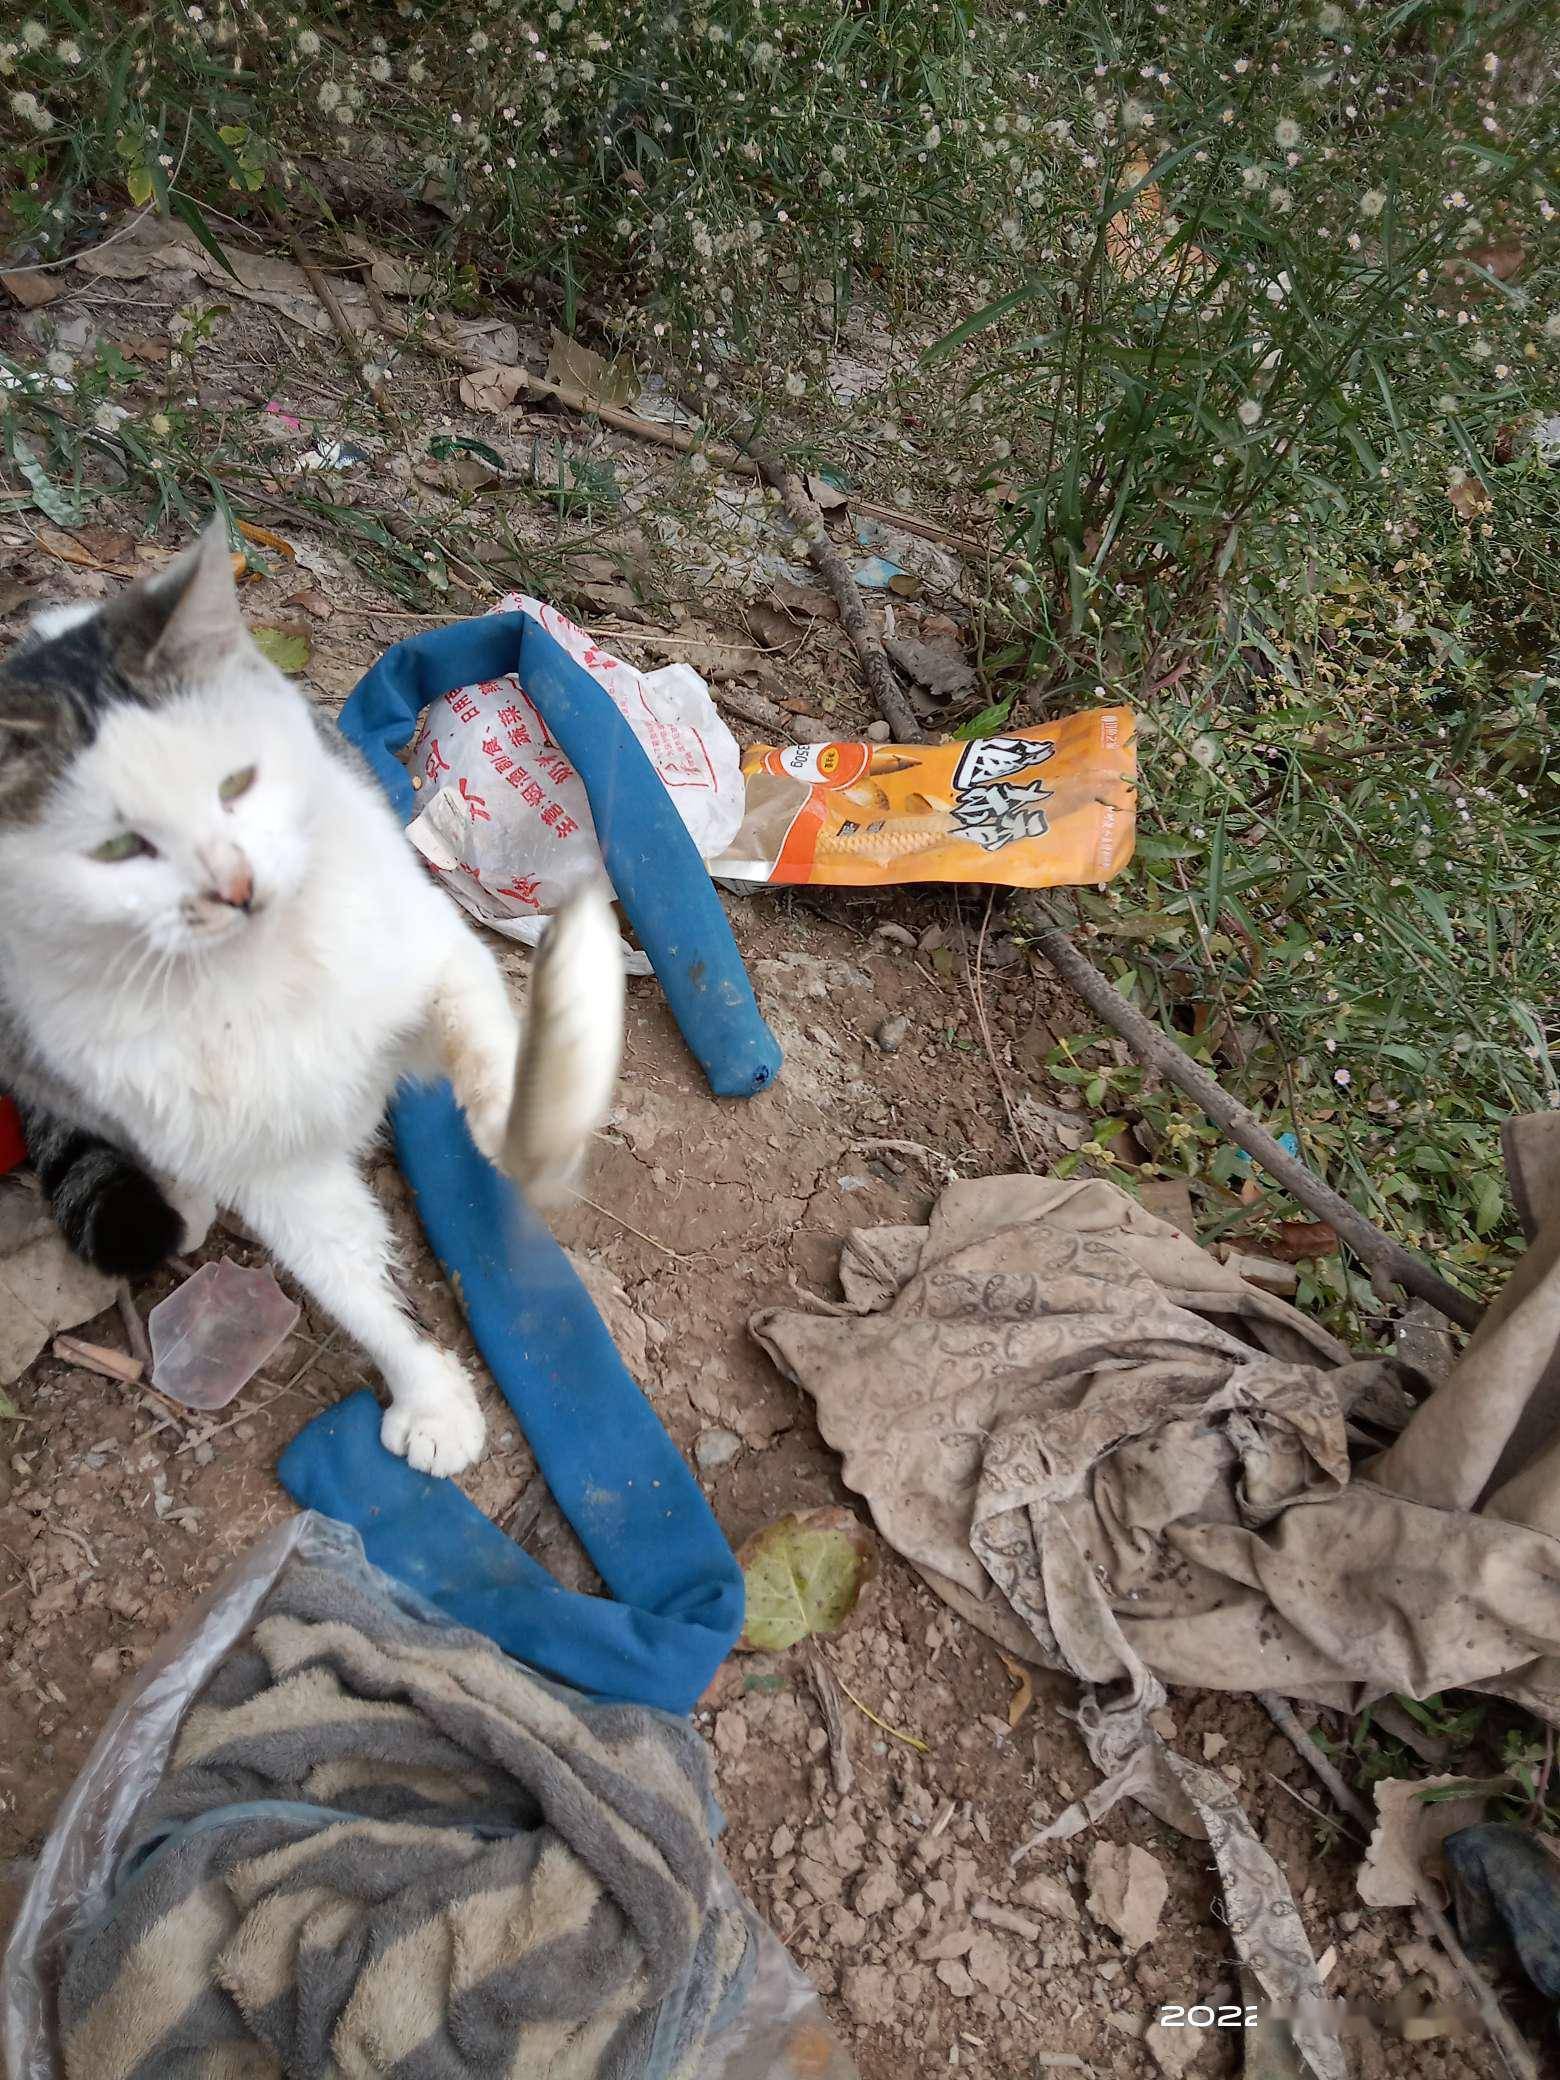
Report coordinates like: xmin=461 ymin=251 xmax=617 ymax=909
xmin=999 ymin=1652 xmax=1035 ymax=1728
xmin=126 ymin=165 xmax=154 ymax=208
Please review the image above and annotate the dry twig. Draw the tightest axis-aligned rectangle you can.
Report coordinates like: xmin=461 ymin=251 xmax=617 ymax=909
xmin=1025 ymin=908 xmax=1483 ymax=1331
xmin=807 ymin=1647 xmax=855 ymax=1797
xmin=1260 ymin=1690 xmax=1536 ymax=2080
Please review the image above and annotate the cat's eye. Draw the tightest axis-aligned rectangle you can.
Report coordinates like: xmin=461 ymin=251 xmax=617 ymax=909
xmin=219 ymin=765 xmax=257 ymax=803
xmin=92 ymin=832 xmax=154 ymax=864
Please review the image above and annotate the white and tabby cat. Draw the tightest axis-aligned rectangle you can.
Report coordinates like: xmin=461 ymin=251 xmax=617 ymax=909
xmin=0 ymin=524 xmax=622 ymax=1476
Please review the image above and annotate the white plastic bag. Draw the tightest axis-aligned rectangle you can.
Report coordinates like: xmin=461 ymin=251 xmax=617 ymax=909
xmin=406 ymin=593 xmax=743 ymax=970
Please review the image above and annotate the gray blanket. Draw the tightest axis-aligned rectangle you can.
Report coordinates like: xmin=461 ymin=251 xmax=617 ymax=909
xmin=60 ymin=1554 xmax=753 ymax=2080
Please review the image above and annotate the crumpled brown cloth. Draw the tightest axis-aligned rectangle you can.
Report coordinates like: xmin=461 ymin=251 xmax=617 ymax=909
xmin=752 ymin=1124 xmax=1560 ymax=1726
xmin=752 ymin=1118 xmax=1560 ymax=2080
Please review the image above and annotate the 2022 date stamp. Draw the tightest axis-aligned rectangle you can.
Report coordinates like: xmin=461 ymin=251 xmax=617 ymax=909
xmin=1156 ymin=2005 xmax=1259 ymax=2029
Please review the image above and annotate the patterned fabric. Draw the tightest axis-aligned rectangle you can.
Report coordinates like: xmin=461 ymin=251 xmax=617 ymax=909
xmin=61 ymin=1555 xmax=753 ymax=2080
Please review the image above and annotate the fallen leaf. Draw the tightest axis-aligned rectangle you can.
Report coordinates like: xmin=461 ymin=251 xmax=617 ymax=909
xmin=459 ymin=363 xmax=530 ymax=415
xmin=0 ymin=580 xmax=33 ymax=616
xmin=0 ymin=1384 xmax=19 ymax=1419
xmin=1264 ymin=1220 xmax=1340 ymax=1262
xmin=884 ymin=634 xmax=977 ymax=702
xmin=252 ymin=626 xmax=312 ymax=673
xmin=1 ymin=268 xmax=64 ymax=310
xmin=120 ymin=335 xmax=170 ymax=364
xmin=1443 ymin=241 xmax=1525 ymax=286
xmin=34 ymin=523 xmax=133 ymax=573
xmin=283 ymin=586 xmax=333 ymax=620
xmin=805 ymin=471 xmax=849 ymax=513
xmin=659 ymin=635 xmax=764 ymax=681
xmin=1359 ymin=1775 xmax=1489 ymax=1909
xmin=768 ymin=582 xmax=838 ymax=622
xmin=236 ymin=519 xmax=296 ymax=560
xmin=999 ymin=1652 xmax=1034 ymax=1728
xmin=545 ymin=326 xmax=638 ymax=407
xmin=1447 ymin=473 xmax=1492 ymax=521
xmin=736 ymin=1506 xmax=877 ymax=1652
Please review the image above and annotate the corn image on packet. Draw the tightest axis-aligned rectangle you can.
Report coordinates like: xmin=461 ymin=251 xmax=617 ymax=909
xmin=711 ymin=707 xmax=1135 ymax=888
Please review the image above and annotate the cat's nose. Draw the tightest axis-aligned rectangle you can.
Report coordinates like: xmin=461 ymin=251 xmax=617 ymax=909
xmin=202 ymin=842 xmax=254 ymax=911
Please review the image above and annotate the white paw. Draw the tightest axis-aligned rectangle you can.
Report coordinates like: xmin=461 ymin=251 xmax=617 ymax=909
xmin=164 ymin=1181 xmax=216 ymax=1255
xmin=381 ymin=1354 xmax=486 ymax=1477
xmin=462 ymin=1084 xmax=509 ymax=1163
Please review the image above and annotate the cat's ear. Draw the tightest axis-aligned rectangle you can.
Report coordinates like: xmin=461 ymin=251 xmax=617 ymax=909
xmin=108 ymin=520 xmax=245 ymax=682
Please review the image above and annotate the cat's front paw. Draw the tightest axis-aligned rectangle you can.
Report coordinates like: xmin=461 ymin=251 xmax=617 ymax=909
xmin=381 ymin=1352 xmax=486 ymax=1477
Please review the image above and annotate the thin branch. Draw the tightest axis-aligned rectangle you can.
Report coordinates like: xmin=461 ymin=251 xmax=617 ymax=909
xmin=1024 ymin=909 xmax=1483 ymax=1331
xmin=1260 ymin=1692 xmax=1536 ymax=2080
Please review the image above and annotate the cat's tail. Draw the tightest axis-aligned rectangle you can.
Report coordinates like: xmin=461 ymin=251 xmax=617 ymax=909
xmin=19 ymin=1104 xmax=185 ymax=1279
xmin=500 ymin=880 xmax=625 ymax=1204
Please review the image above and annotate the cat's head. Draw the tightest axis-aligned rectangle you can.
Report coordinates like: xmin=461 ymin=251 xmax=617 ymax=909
xmin=0 ymin=523 xmax=325 ymax=958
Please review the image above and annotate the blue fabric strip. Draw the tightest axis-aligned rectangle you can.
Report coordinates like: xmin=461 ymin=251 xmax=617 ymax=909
xmin=333 ymin=610 xmax=780 ymax=1098
xmin=278 ymin=612 xmax=756 ymax=1714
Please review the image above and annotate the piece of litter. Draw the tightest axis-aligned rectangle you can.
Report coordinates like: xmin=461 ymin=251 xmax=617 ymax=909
xmin=148 ymin=1258 xmax=300 ymax=1412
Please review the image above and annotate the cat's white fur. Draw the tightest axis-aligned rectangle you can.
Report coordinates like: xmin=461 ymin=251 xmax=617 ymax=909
xmin=0 ymin=527 xmax=621 ymax=1476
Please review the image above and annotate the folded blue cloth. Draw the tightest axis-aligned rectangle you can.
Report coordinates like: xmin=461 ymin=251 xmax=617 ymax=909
xmin=279 ymin=611 xmax=763 ymax=1713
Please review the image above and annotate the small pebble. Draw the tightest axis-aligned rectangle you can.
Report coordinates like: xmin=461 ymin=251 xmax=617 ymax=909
xmin=876 ymin=1014 xmax=911 ymax=1054
xmin=695 ymin=1426 xmax=742 ymax=1471
xmin=866 ymin=720 xmax=892 ymax=742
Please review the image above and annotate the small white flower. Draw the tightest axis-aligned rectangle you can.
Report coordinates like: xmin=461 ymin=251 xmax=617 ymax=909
xmin=1274 ymin=117 xmax=1302 ymax=149
xmin=296 ymin=27 xmax=320 ymax=56
xmin=369 ymin=53 xmax=390 ymax=80
xmin=1233 ymin=57 xmax=1250 ymax=73
xmin=1436 ymin=393 xmax=1458 ymax=413
xmin=1317 ymin=2 xmax=1344 ymax=29
xmin=44 ymin=348 xmax=73 ymax=377
xmin=784 ymin=372 xmax=806 ymax=397
xmin=20 ymin=20 xmax=46 ymax=50
xmin=1241 ymin=164 xmax=1268 ymax=190
xmin=1122 ymin=98 xmax=1150 ymax=130
xmin=407 ymin=57 xmax=426 ymax=83
xmin=924 ymin=123 xmax=941 ymax=148
xmin=469 ymin=29 xmax=489 ymax=51
xmin=317 ymin=80 xmax=340 ymax=109
xmin=1542 ymin=312 xmax=1560 ymax=340
xmin=1238 ymin=398 xmax=1263 ymax=427
xmin=1269 ymin=185 xmax=1292 ymax=212
xmin=149 ymin=411 xmax=172 ymax=436
xmin=93 ymin=402 xmax=126 ymax=433
xmin=55 ymin=38 xmax=81 ymax=63
xmin=9 ymin=88 xmax=37 ymax=118
xmin=1346 ymin=231 xmax=1361 ymax=250
xmin=1360 ymin=187 xmax=1386 ymax=217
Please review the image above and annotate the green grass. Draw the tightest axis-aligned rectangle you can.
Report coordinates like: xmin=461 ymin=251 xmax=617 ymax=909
xmin=3 ymin=0 xmax=1558 ymax=1321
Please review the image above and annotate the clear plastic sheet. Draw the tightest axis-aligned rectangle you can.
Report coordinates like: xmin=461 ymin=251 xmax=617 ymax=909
xmin=1 ymin=1512 xmax=855 ymax=2080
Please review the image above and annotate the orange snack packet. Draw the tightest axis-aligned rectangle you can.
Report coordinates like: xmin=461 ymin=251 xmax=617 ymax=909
xmin=712 ymin=708 xmax=1135 ymax=888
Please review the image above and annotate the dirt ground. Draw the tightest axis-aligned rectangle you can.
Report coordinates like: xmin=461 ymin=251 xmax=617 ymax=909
xmin=0 ymin=267 xmax=1509 ymax=2079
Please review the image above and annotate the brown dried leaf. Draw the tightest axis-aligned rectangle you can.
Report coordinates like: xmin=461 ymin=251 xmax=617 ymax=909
xmin=999 ymin=1652 xmax=1034 ymax=1728
xmin=1358 ymin=1775 xmax=1489 ymax=1909
xmin=1 ymin=269 xmax=64 ymax=310
xmin=1266 ymin=1220 xmax=1340 ymax=1262
xmin=805 ymin=472 xmax=849 ymax=513
xmin=545 ymin=327 xmax=638 ymax=408
xmin=1447 ymin=473 xmax=1493 ymax=521
xmin=35 ymin=524 xmax=133 ymax=573
xmin=459 ymin=363 xmax=530 ymax=415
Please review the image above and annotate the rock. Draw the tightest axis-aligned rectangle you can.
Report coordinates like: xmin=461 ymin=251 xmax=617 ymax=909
xmin=966 ymin=1931 xmax=1012 ymax=1995
xmin=872 ymin=923 xmax=917 ymax=950
xmin=694 ymin=1426 xmax=742 ymax=1471
xmin=712 ymin=1709 xmax=748 ymax=1762
xmin=936 ymin=1958 xmax=976 ymax=1998
xmin=1085 ymin=1843 xmax=1168 ymax=1953
xmin=866 ymin=720 xmax=892 ymax=743
xmin=1016 ymin=1872 xmax=1078 ymax=1922
xmin=840 ymin=1963 xmax=897 ymax=2026
xmin=918 ymin=1926 xmax=976 ymax=1964
xmin=795 ymin=1855 xmax=844 ymax=1905
xmin=829 ymin=1910 xmax=867 ymax=1947
xmin=89 ymin=1648 xmax=120 ymax=1681
xmin=854 ymin=1866 xmax=900 ymax=1917
xmin=771 ymin=1824 xmax=795 ymax=1858
xmin=1146 ymin=2021 xmax=1198 ymax=2077
xmin=875 ymin=1014 xmax=911 ymax=1054
xmin=1202 ymin=1731 xmax=1228 ymax=1762
xmin=1148 ymin=1707 xmax=1178 ymax=1741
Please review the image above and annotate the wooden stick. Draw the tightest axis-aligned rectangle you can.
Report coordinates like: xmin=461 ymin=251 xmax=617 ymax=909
xmin=52 ymin=1335 xmax=142 ymax=1385
xmin=753 ymin=462 xmax=925 ymax=741
xmin=277 ymin=221 xmax=403 ymax=434
xmin=1260 ymin=1692 xmax=1536 ymax=2080
xmin=807 ymin=1647 xmax=856 ymax=1797
xmin=1026 ymin=912 xmax=1483 ymax=1331
xmin=117 ymin=1286 xmax=152 ymax=1370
